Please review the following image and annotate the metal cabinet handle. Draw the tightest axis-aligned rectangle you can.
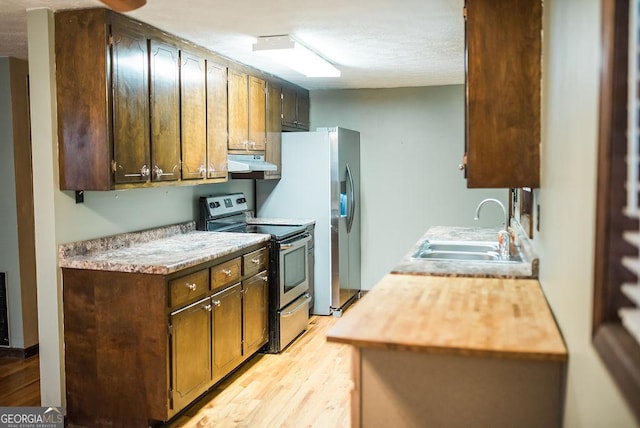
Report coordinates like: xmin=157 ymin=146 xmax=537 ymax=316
xmin=251 ymin=258 xmax=261 ymax=264
xmin=186 ymin=283 xmax=197 ymax=291
xmin=261 ymin=275 xmax=268 ymax=282
xmin=222 ymin=269 xmax=232 ymax=276
xmin=212 ymin=300 xmax=221 ymax=307
xmin=123 ymin=164 xmax=150 ymax=178
xmin=203 ymin=304 xmax=212 ymax=312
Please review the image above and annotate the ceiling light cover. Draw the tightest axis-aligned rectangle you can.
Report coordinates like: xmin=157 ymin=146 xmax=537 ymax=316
xmin=253 ymin=35 xmax=340 ymax=78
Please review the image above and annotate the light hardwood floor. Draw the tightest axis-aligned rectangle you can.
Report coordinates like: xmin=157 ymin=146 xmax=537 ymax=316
xmin=168 ymin=315 xmax=351 ymax=427
xmin=0 ymin=315 xmax=351 ymax=427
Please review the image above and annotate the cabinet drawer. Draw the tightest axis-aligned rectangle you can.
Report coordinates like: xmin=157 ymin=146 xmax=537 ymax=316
xmin=243 ymin=247 xmax=268 ymax=276
xmin=169 ymin=269 xmax=209 ymax=308
xmin=211 ymin=258 xmax=241 ymax=292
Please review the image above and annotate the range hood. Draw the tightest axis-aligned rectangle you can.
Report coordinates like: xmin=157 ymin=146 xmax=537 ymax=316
xmin=227 ymin=154 xmax=277 ymax=173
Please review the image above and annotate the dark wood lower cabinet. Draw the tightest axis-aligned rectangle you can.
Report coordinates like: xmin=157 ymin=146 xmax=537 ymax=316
xmin=212 ymin=283 xmax=243 ymax=383
xmin=62 ymin=243 xmax=269 ymax=427
xmin=170 ymin=296 xmax=212 ymax=412
xmin=243 ymin=272 xmax=269 ymax=355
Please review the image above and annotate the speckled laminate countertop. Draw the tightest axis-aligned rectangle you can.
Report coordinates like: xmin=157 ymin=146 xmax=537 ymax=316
xmin=391 ymin=222 xmax=538 ymax=278
xmin=58 ymin=221 xmax=271 ymax=275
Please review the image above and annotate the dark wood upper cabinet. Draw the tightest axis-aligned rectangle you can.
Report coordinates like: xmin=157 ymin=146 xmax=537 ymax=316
xmin=55 ymin=8 xmax=307 ymax=190
xmin=56 ymin=9 xmax=151 ymax=190
xmin=228 ymin=70 xmax=249 ymax=151
xmin=150 ymin=38 xmax=180 ymax=182
xmin=206 ymin=61 xmax=229 ymax=179
xmin=281 ymin=86 xmax=310 ymax=131
xmin=296 ymin=91 xmax=310 ymax=130
xmin=180 ymin=48 xmax=207 ymax=180
xmin=111 ymin=16 xmax=151 ymax=185
xmin=248 ymin=75 xmax=266 ymax=151
xmin=265 ymin=81 xmax=282 ymax=179
xmin=464 ymin=0 xmax=541 ymax=188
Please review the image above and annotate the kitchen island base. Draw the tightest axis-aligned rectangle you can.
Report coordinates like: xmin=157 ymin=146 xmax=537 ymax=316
xmin=353 ymin=347 xmax=565 ymax=428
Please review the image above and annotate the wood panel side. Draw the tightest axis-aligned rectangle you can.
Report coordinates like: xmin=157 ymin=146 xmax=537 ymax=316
xmin=55 ymin=9 xmax=111 ymax=190
xmin=9 ymin=58 xmax=39 ymax=347
xmin=63 ymin=269 xmax=169 ymax=426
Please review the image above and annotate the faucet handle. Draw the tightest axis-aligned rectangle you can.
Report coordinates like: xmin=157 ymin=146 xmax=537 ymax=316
xmin=497 ymin=230 xmax=511 ymax=260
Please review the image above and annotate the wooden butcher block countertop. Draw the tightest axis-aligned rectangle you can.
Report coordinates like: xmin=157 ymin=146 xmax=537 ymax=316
xmin=327 ymin=274 xmax=567 ymax=362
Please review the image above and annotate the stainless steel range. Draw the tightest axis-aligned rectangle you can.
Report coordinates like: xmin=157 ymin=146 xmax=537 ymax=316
xmin=197 ymin=193 xmax=311 ymax=353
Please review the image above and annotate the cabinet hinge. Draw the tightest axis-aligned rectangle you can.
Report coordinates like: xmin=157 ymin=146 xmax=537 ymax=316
xmin=108 ymin=35 xmax=114 ymax=46
xmin=463 ymin=5 xmax=467 ymax=19
xmin=280 ymin=93 xmax=283 ymax=100
xmin=111 ymin=159 xmax=117 ymax=173
xmin=168 ymin=323 xmax=173 ymax=336
xmin=169 ymin=388 xmax=173 ymax=401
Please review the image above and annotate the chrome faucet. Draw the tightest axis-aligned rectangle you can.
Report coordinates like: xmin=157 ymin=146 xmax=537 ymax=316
xmin=474 ymin=198 xmax=510 ymax=259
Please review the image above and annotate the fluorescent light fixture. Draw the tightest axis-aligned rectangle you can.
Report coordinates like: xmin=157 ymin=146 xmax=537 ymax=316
xmin=253 ymin=35 xmax=340 ymax=78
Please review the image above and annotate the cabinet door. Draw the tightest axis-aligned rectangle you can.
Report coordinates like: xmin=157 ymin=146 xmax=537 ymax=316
xmin=180 ymin=49 xmax=207 ymax=179
xmin=150 ymin=39 xmax=180 ymax=182
xmin=228 ymin=70 xmax=249 ymax=150
xmin=170 ymin=297 xmax=212 ymax=412
xmin=281 ymin=86 xmax=297 ymax=128
xmin=265 ymin=81 xmax=282 ymax=179
xmin=56 ymin=8 xmax=112 ymax=191
xmin=248 ymin=76 xmax=266 ymax=151
xmin=206 ymin=61 xmax=228 ymax=179
xmin=465 ymin=0 xmax=541 ymax=188
xmin=243 ymin=271 xmax=269 ymax=356
xmin=111 ymin=18 xmax=150 ymax=184
xmin=212 ymin=283 xmax=243 ymax=382
xmin=296 ymin=90 xmax=310 ymax=130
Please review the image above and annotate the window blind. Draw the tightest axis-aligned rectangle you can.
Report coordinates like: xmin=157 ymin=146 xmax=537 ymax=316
xmin=621 ymin=0 xmax=640 ymax=344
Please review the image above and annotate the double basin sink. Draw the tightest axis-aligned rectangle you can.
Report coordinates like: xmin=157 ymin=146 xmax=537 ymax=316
xmin=412 ymin=240 xmax=522 ymax=263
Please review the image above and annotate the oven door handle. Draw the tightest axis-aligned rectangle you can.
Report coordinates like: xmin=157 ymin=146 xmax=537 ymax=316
xmin=280 ymin=234 xmax=311 ymax=250
xmin=281 ymin=294 xmax=312 ymax=317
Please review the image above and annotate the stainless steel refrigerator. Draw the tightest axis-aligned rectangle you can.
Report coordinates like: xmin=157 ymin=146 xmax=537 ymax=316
xmin=256 ymin=127 xmax=361 ymax=316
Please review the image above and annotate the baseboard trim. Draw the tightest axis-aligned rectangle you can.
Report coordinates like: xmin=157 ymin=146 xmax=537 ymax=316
xmin=0 ymin=344 xmax=39 ymax=359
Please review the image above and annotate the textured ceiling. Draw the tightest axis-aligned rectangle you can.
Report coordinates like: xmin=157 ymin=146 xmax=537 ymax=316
xmin=0 ymin=0 xmax=465 ymax=90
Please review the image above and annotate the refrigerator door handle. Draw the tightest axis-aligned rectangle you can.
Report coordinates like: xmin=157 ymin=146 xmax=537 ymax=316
xmin=346 ymin=163 xmax=356 ymax=233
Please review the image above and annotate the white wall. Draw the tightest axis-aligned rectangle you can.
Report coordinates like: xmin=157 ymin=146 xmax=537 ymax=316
xmin=536 ymin=0 xmax=637 ymax=426
xmin=27 ymin=8 xmax=254 ymax=406
xmin=0 ymin=57 xmax=24 ymax=349
xmin=311 ymin=86 xmax=508 ymax=290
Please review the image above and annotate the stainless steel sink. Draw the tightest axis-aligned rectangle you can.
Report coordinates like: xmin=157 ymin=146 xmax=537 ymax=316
xmin=422 ymin=241 xmax=499 ymax=253
xmin=412 ymin=240 xmax=522 ymax=263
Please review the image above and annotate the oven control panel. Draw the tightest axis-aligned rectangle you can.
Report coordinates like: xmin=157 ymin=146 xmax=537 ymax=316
xmin=200 ymin=193 xmax=248 ymax=219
